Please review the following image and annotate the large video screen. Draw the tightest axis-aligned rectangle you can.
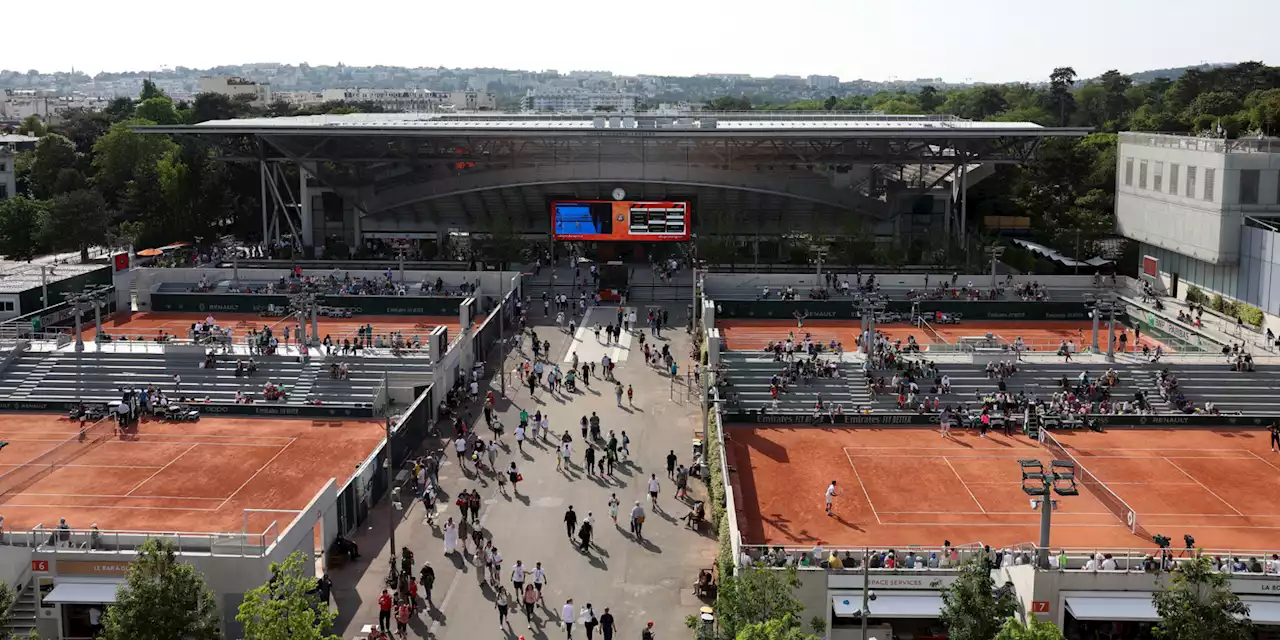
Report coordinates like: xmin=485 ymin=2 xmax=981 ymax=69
xmin=552 ymin=200 xmax=690 ymax=241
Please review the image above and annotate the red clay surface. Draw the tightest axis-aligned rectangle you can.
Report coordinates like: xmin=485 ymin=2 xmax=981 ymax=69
xmin=84 ymin=312 xmax=460 ymax=343
xmin=719 ymin=319 xmax=1168 ymax=353
xmin=0 ymin=413 xmax=384 ymax=535
xmin=728 ymin=426 xmax=1280 ymax=550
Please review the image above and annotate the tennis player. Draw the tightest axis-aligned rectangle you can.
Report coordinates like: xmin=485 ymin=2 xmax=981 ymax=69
xmin=825 ymin=481 xmax=838 ymax=516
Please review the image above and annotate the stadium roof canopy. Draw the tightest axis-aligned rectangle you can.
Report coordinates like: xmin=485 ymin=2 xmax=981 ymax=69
xmin=134 ymin=112 xmax=1090 ymax=241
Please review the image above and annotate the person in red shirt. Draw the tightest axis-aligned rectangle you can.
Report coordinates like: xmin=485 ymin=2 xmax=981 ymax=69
xmin=408 ymin=577 xmax=419 ymax=614
xmin=395 ymin=599 xmax=411 ymax=637
xmin=377 ymin=589 xmax=393 ymax=632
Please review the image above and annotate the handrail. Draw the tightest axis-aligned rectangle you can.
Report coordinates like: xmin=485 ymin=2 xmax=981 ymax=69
xmin=1014 ymin=543 xmax=1280 ymax=573
xmin=4 ymin=525 xmax=279 ymax=556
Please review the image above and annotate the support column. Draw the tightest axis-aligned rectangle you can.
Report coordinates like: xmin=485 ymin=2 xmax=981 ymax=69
xmin=259 ymin=162 xmax=270 ymax=245
xmin=299 ymin=165 xmax=315 ymax=249
xmin=959 ymin=161 xmax=969 ymax=256
xmin=1091 ymin=309 xmax=1101 ymax=354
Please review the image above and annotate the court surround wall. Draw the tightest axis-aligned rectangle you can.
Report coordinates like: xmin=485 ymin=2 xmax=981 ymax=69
xmin=724 ymin=412 xmax=1280 ymax=427
xmin=713 ymin=299 xmax=1092 ymax=321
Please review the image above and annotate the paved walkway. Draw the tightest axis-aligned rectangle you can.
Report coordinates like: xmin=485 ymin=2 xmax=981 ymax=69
xmin=331 ymin=307 xmax=714 ymax=639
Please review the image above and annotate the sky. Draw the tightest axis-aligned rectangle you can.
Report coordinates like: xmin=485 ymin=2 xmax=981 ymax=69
xmin=12 ymin=0 xmax=1280 ymax=82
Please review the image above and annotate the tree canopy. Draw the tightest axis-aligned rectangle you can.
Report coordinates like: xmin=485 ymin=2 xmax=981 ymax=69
xmin=101 ymin=538 xmax=221 ymax=640
xmin=939 ymin=556 xmax=1017 ymax=640
xmin=1152 ymin=555 xmax=1254 ymax=640
xmin=237 ymin=551 xmax=339 ymax=640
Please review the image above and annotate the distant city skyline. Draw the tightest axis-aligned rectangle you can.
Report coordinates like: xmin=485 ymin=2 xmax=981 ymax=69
xmin=13 ymin=0 xmax=1279 ymax=83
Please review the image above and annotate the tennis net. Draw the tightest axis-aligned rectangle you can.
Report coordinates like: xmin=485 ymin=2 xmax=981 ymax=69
xmin=1042 ymin=431 xmax=1149 ymax=540
xmin=0 ymin=418 xmax=116 ymax=501
xmin=918 ymin=316 xmax=946 ymax=344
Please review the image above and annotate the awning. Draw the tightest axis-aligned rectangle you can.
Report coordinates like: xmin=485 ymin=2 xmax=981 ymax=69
xmin=832 ymin=592 xmax=944 ymax=619
xmin=43 ymin=582 xmax=120 ymax=605
xmin=1065 ymin=596 xmax=1158 ymax=622
xmin=1242 ymin=598 xmax=1280 ymax=626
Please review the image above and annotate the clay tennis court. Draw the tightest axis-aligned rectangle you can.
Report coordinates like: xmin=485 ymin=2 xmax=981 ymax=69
xmin=728 ymin=426 xmax=1280 ymax=549
xmin=719 ymin=319 xmax=1169 ymax=353
xmin=84 ymin=312 xmax=460 ymax=343
xmin=0 ymin=413 xmax=384 ymax=535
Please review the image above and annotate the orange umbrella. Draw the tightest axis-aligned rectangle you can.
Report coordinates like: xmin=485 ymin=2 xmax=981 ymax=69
xmin=137 ymin=248 xmax=164 ymax=257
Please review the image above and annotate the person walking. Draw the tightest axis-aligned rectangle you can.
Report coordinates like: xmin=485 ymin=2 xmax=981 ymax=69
xmin=515 ymin=423 xmax=526 ymax=452
xmin=443 ymin=517 xmax=459 ymax=556
xmin=647 ymin=474 xmax=661 ymax=509
xmin=608 ymin=493 xmax=620 ymax=523
xmin=626 ymin=384 xmax=633 ymax=406
xmin=564 ymin=506 xmax=578 ymax=538
xmin=615 ymin=382 xmax=624 ymax=407
xmin=562 ymin=598 xmax=577 ymax=639
xmin=641 ymin=620 xmax=656 ymax=640
xmin=599 ymin=607 xmax=617 ymax=640
xmin=578 ymin=517 xmax=593 ymax=552
xmin=1270 ymin=420 xmax=1280 ymax=452
xmin=377 ymin=589 xmax=393 ymax=633
xmin=582 ymin=603 xmax=599 ymax=640
xmin=825 ymin=480 xmax=838 ymax=516
xmin=420 ymin=562 xmax=435 ymax=610
xmin=495 ymin=586 xmax=511 ymax=630
xmin=532 ymin=562 xmax=547 ymax=602
xmin=508 ymin=462 xmax=522 ymax=496
xmin=630 ymin=501 xmax=646 ymax=539
xmin=395 ymin=597 xmax=411 ymax=638
xmin=666 ymin=450 xmax=677 ymax=479
xmin=620 ymin=431 xmax=630 ymax=461
xmin=522 ymin=583 xmax=539 ymax=628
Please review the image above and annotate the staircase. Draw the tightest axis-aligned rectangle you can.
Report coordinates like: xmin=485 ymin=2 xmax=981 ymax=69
xmin=11 ymin=356 xmax=56 ymax=399
xmin=292 ymin=362 xmax=321 ymax=401
xmin=3 ymin=581 xmax=39 ymax=639
xmin=847 ymin=372 xmax=874 ymax=409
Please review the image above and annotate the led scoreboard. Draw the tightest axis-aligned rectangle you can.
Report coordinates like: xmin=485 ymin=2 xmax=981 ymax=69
xmin=551 ymin=200 xmax=691 ymax=241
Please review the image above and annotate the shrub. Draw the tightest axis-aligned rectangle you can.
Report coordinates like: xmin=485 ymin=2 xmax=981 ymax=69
xmin=1236 ymin=303 xmax=1264 ymax=327
xmin=1211 ymin=293 xmax=1226 ymax=313
xmin=1184 ymin=284 xmax=1206 ymax=305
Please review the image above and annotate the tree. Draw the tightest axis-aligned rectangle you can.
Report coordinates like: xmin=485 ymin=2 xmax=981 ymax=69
xmin=939 ymin=556 xmax=1016 ymax=640
xmin=1185 ymin=91 xmax=1243 ymax=120
xmin=823 ymin=95 xmax=838 ymax=111
xmin=994 ymin=617 xmax=1066 ymax=640
xmin=918 ymin=85 xmax=942 ymax=112
xmin=688 ymin=566 xmax=808 ymax=640
xmin=190 ymin=92 xmax=241 ymax=124
xmin=29 ymin=133 xmax=77 ymax=199
xmin=0 ymin=197 xmax=48 ymax=260
xmin=1152 ymin=555 xmax=1253 ymax=640
xmin=44 ymin=189 xmax=110 ymax=262
xmin=1048 ymin=67 xmax=1078 ymax=126
xmin=237 ymin=551 xmax=339 ymax=640
xmin=17 ymin=115 xmax=46 ymax=137
xmin=90 ymin=120 xmax=179 ymax=209
xmin=101 ymin=538 xmax=221 ymax=640
xmin=134 ymin=97 xmax=181 ymax=125
xmin=139 ymin=78 xmax=165 ymax=101
xmin=736 ymin=613 xmax=820 ymax=640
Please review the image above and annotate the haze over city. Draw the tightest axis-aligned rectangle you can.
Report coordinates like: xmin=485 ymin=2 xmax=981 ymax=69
xmin=15 ymin=0 xmax=1280 ymax=81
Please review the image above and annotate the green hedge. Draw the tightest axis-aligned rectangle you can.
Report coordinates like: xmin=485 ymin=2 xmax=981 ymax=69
xmin=1184 ymin=286 xmax=1263 ymax=328
xmin=706 ymin=407 xmax=734 ymax=576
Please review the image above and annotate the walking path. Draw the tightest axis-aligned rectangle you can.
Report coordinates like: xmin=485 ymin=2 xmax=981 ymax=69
xmin=331 ymin=307 xmax=714 ymax=639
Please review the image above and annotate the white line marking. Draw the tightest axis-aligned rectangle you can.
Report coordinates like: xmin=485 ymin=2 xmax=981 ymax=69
xmin=1161 ymin=457 xmax=1244 ymax=516
xmin=842 ymin=447 xmax=1253 ymax=452
xmin=125 ymin=444 xmax=198 ymax=497
xmin=1247 ymin=450 xmax=1280 ymax=474
xmin=10 ymin=492 xmax=224 ymax=501
xmin=942 ymin=456 xmax=986 ymax=514
xmin=1 ymin=502 xmax=220 ymax=512
xmin=843 ymin=449 xmax=881 ymax=525
xmin=0 ymin=464 xmax=164 ymax=470
xmin=877 ymin=510 xmax=1112 ymax=516
xmin=217 ymin=438 xmax=297 ymax=511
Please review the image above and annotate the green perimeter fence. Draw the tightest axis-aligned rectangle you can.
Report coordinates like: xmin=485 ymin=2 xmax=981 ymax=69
xmin=149 ymin=293 xmax=472 ymax=316
xmin=713 ymin=299 xmax=1091 ymax=321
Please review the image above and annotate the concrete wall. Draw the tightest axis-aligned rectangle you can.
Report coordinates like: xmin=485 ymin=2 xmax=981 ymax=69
xmin=1116 ymin=140 xmax=1236 ymax=264
xmin=1141 ymin=235 xmax=1280 ymax=337
xmin=704 ymin=273 xmax=1112 ymax=292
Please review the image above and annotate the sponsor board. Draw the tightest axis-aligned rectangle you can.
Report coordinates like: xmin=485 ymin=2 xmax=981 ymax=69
xmin=0 ymin=399 xmax=375 ymax=418
xmin=151 ymin=293 xmax=464 ymax=316
xmin=713 ymin=300 xmax=1091 ymax=321
xmin=722 ymin=411 xmax=1280 ymax=428
xmin=725 ymin=412 xmax=934 ymax=426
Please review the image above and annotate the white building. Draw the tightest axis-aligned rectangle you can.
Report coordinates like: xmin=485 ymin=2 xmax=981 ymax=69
xmin=807 ymin=75 xmax=840 ymax=89
xmin=521 ymin=89 xmax=637 ymax=112
xmin=0 ymin=147 xmax=15 ymax=201
xmin=1115 ymin=131 xmax=1280 ymax=328
xmin=197 ymin=76 xmax=272 ymax=106
xmin=319 ymin=89 xmax=496 ymax=112
xmin=272 ymin=91 xmax=325 ymax=108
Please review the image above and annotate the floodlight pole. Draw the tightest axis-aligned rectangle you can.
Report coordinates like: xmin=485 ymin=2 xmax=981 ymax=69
xmin=385 ymin=415 xmax=397 ymax=584
xmin=1036 ymin=475 xmax=1053 ymax=568
xmin=861 ymin=547 xmax=871 ymax=637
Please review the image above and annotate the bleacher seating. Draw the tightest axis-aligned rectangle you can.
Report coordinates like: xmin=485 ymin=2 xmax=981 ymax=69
xmin=312 ymin=355 xmax=431 ymax=405
xmin=0 ymin=351 xmax=379 ymax=408
xmin=719 ymin=351 xmax=867 ymax=413
xmin=1156 ymin=364 xmax=1280 ymax=414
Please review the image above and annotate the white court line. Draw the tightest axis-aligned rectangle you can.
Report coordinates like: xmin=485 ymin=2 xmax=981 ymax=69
xmin=30 ymin=464 xmax=164 ymax=470
xmin=878 ymin=510 xmax=1111 ymax=516
xmin=843 ymin=449 xmax=882 ymax=525
xmin=14 ymin=492 xmax=223 ymax=501
xmin=1 ymin=502 xmax=220 ymax=512
xmin=942 ymin=456 xmax=985 ymax=514
xmin=1161 ymin=457 xmax=1244 ymax=516
xmin=128 ymin=432 xmax=297 ymax=442
xmin=1247 ymin=450 xmax=1280 ymax=474
xmin=843 ymin=446 xmax=1254 ymax=452
xmin=125 ymin=443 xmax=198 ymax=497
xmin=104 ymin=440 xmax=288 ymax=448
xmin=217 ymin=438 xmax=297 ymax=511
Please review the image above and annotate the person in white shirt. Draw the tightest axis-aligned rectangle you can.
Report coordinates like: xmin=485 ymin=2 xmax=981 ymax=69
xmin=647 ymin=475 xmax=660 ymax=509
xmin=532 ymin=562 xmax=547 ymax=602
xmin=561 ymin=598 xmax=577 ymax=638
xmin=825 ymin=481 xmax=838 ymax=516
xmin=1100 ymin=554 xmax=1118 ymax=571
xmin=1083 ymin=556 xmax=1097 ymax=571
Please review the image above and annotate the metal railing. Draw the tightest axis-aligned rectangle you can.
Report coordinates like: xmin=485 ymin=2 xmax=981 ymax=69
xmin=5 ymin=523 xmax=281 ymax=557
xmin=1014 ymin=544 xmax=1280 ymax=574
xmin=739 ymin=543 xmax=986 ymax=570
xmin=1119 ymin=132 xmax=1280 ymax=154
